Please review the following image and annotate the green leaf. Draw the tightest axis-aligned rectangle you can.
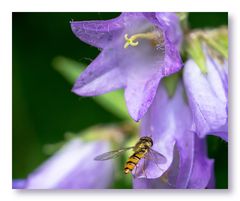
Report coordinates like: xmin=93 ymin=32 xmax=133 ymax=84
xmin=52 ymin=56 xmax=85 ymax=83
xmin=162 ymin=72 xmax=180 ymax=98
xmin=52 ymin=56 xmax=130 ymax=120
xmin=187 ymin=36 xmax=208 ymax=74
xmin=93 ymin=90 xmax=130 ymax=120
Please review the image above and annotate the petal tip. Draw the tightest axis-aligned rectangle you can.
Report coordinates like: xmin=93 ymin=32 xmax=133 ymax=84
xmin=71 ymin=84 xmax=85 ymax=96
xmin=129 ymin=107 xmax=147 ymax=122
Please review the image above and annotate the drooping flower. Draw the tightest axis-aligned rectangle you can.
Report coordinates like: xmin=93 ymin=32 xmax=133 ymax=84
xmin=132 ymin=83 xmax=214 ymax=188
xmin=71 ymin=12 xmax=183 ymax=121
xmin=13 ymin=139 xmax=114 ymax=189
xmin=183 ymin=48 xmax=228 ymax=141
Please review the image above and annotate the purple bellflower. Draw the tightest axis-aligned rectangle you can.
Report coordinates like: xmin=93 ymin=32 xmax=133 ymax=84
xmin=132 ymin=83 xmax=214 ymax=189
xmin=71 ymin=12 xmax=183 ymax=121
xmin=183 ymin=49 xmax=228 ymax=141
xmin=13 ymin=139 xmax=114 ymax=189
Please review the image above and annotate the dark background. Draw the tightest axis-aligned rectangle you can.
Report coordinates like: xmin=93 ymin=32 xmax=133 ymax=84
xmin=12 ymin=12 xmax=228 ymax=188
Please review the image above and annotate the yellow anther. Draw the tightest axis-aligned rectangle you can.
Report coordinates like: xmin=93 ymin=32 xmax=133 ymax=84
xmin=124 ymin=31 xmax=162 ymax=49
xmin=124 ymin=34 xmax=139 ymax=49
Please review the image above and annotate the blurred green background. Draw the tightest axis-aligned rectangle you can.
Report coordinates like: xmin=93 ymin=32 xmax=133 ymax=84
xmin=12 ymin=12 xmax=228 ymax=188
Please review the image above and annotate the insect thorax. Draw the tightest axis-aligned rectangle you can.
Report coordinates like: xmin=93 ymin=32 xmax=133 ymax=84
xmin=134 ymin=136 xmax=153 ymax=152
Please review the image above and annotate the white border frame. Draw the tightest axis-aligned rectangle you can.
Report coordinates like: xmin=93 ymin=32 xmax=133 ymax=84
xmin=1 ymin=0 xmax=239 ymax=200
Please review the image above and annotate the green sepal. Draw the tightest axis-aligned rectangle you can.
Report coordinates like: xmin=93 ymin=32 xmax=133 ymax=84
xmin=187 ymin=36 xmax=208 ymax=74
xmin=177 ymin=12 xmax=189 ymax=34
xmin=162 ymin=72 xmax=180 ymax=98
xmin=52 ymin=56 xmax=130 ymax=120
xmin=203 ymin=28 xmax=228 ymax=59
xmin=43 ymin=141 xmax=65 ymax=155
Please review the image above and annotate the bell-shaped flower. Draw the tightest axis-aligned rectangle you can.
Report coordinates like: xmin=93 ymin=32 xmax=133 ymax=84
xmin=183 ymin=50 xmax=228 ymax=141
xmin=71 ymin=12 xmax=183 ymax=121
xmin=13 ymin=139 xmax=114 ymax=189
xmin=132 ymin=83 xmax=214 ymax=188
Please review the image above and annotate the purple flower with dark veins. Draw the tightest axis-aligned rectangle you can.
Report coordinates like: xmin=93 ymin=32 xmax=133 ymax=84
xmin=13 ymin=139 xmax=114 ymax=189
xmin=133 ymin=83 xmax=214 ymax=189
xmin=71 ymin=12 xmax=183 ymax=121
xmin=183 ymin=49 xmax=228 ymax=141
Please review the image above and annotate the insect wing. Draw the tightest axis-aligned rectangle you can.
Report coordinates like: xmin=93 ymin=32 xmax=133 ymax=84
xmin=94 ymin=147 xmax=134 ymax=161
xmin=132 ymin=148 xmax=167 ymax=178
xmin=147 ymin=148 xmax=167 ymax=164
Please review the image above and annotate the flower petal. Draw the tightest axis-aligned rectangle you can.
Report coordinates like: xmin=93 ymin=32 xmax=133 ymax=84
xmin=124 ymin=66 xmax=163 ymax=121
xmin=156 ymin=13 xmax=183 ymax=48
xmin=12 ymin=179 xmax=27 ymax=189
xmin=72 ymin=48 xmax=126 ymax=96
xmin=132 ymin=85 xmax=174 ymax=179
xmin=210 ymin=57 xmax=228 ymax=96
xmin=71 ymin=15 xmax=124 ymax=49
xmin=187 ymin=136 xmax=214 ymax=188
xmin=133 ymin=177 xmax=173 ymax=189
xmin=24 ymin=139 xmax=114 ymax=189
xmin=183 ymin=58 xmax=228 ymax=141
xmin=166 ymin=84 xmax=194 ymax=188
xmin=123 ymin=13 xmax=183 ymax=121
xmin=133 ymin=146 xmax=179 ymax=189
xmin=143 ymin=12 xmax=183 ymax=75
xmin=206 ymin=163 xmax=215 ymax=189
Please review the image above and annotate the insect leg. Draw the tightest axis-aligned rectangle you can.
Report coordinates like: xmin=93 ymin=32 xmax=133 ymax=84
xmin=132 ymin=163 xmax=138 ymax=179
xmin=142 ymin=157 xmax=148 ymax=179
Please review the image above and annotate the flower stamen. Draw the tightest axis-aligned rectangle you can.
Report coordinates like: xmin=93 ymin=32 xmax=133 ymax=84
xmin=124 ymin=32 xmax=162 ymax=49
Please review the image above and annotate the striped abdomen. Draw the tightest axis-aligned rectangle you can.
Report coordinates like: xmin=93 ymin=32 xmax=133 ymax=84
xmin=124 ymin=148 xmax=148 ymax=174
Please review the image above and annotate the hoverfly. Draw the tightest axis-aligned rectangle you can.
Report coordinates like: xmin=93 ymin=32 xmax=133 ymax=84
xmin=94 ymin=136 xmax=166 ymax=178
